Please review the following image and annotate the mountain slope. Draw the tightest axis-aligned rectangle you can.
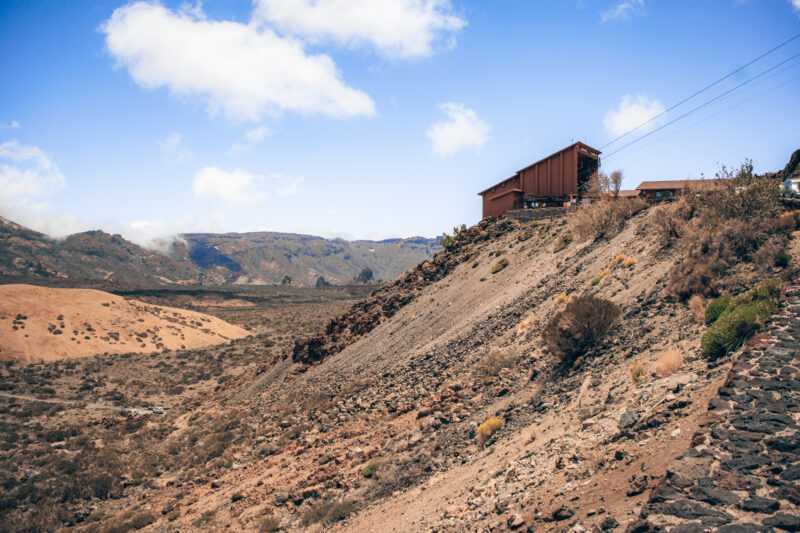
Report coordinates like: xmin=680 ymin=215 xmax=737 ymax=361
xmin=0 ymin=216 xmax=439 ymax=287
xmin=182 ymin=232 xmax=439 ymax=286
xmin=0 ymin=217 xmax=200 ymax=286
xmin=92 ymin=205 xmax=741 ymax=531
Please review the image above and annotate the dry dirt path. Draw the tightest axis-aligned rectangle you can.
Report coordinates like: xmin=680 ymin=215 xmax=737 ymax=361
xmin=634 ymin=284 xmax=800 ymax=531
xmin=0 ymin=391 xmax=164 ymax=415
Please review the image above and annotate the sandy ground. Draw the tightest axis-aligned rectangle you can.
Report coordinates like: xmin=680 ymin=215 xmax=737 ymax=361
xmin=0 ymin=284 xmax=249 ymax=362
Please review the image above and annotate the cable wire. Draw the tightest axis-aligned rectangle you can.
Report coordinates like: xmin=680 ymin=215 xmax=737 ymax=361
xmin=600 ymin=31 xmax=800 ymax=149
xmin=603 ymin=51 xmax=800 ymax=160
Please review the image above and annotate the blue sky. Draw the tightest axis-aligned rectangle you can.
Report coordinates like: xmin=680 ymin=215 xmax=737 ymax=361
xmin=1 ymin=0 xmax=798 ymax=244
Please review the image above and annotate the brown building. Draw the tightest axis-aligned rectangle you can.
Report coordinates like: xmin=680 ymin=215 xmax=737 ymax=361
xmin=636 ymin=179 xmax=724 ymax=201
xmin=478 ymin=142 xmax=601 ymax=218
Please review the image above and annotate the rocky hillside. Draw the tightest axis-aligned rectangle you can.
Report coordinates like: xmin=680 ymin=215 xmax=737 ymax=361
xmin=0 ymin=217 xmax=199 ymax=286
xmin=3 ymin=157 xmax=797 ymax=532
xmin=0 ymin=216 xmax=439 ymax=288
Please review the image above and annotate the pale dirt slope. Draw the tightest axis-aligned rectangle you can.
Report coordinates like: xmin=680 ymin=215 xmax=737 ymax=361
xmin=138 ymin=207 xmax=731 ymax=532
xmin=0 ymin=284 xmax=249 ymax=362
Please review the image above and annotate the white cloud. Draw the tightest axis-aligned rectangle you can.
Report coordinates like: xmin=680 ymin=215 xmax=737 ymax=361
xmin=792 ymin=0 xmax=800 ymax=11
xmin=0 ymin=140 xmax=90 ymax=237
xmin=0 ymin=120 xmax=20 ymax=129
xmin=603 ymin=94 xmax=665 ymax=137
xmin=229 ymin=125 xmax=271 ymax=153
xmin=101 ymin=2 xmax=375 ymax=122
xmin=192 ymin=166 xmax=302 ymax=205
xmin=252 ymin=0 xmax=466 ymax=59
xmin=601 ymin=0 xmax=646 ymax=22
xmin=159 ymin=131 xmax=192 ymax=161
xmin=0 ymin=140 xmax=65 ymax=200
xmin=426 ymin=102 xmax=489 ymax=157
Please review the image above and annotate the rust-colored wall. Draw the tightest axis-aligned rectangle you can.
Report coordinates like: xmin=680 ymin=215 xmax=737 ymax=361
xmin=519 ymin=144 xmax=579 ymax=199
xmin=481 ymin=175 xmax=521 ymax=218
xmin=478 ymin=142 xmax=600 ymax=219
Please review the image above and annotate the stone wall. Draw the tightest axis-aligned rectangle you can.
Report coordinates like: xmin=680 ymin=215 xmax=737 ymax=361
xmin=631 ymin=286 xmax=800 ymax=532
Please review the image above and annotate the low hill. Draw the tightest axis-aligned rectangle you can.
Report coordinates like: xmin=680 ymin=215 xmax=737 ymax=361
xmin=0 ymin=284 xmax=249 ymax=362
xmin=0 ymin=216 xmax=439 ymax=287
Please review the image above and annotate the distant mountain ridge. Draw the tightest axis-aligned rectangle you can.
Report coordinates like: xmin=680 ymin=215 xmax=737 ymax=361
xmin=0 ymin=216 xmax=440 ymax=287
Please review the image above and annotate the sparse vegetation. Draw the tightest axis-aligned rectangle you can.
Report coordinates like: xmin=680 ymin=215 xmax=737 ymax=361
xmin=361 ymin=461 xmax=380 ymax=479
xmin=543 ymin=294 xmax=621 ymax=363
xmin=629 ymin=360 xmax=648 ymax=384
xmin=301 ymin=499 xmax=357 ymax=527
xmin=666 ymin=162 xmax=787 ymax=300
xmin=491 ymin=257 xmax=509 ymax=274
xmin=476 ymin=416 xmax=504 ymax=446
xmin=475 ymin=348 xmax=518 ymax=378
xmin=569 ymin=197 xmax=647 ymax=242
xmin=654 ymin=349 xmax=684 ymax=377
xmin=688 ymin=294 xmax=706 ymax=324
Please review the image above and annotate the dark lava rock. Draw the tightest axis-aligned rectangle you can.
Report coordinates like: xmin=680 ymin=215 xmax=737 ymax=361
xmin=600 ymin=516 xmax=619 ymax=530
xmin=764 ymin=513 xmax=800 ymax=531
xmin=740 ymin=496 xmax=780 ymax=514
xmin=690 ymin=486 xmax=740 ymax=506
xmin=551 ymin=507 xmax=574 ymax=521
xmin=627 ymin=475 xmax=649 ymax=496
xmin=619 ymin=411 xmax=640 ymax=430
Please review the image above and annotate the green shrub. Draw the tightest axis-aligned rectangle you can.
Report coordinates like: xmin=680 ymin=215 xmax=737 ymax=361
xmin=705 ymin=296 xmax=731 ymax=325
xmin=701 ymin=280 xmax=781 ymax=359
xmin=701 ymin=301 xmax=775 ymax=360
xmin=774 ymin=250 xmax=790 ymax=268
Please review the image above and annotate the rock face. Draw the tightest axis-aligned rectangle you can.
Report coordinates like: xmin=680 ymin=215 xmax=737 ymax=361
xmin=638 ymin=284 xmax=800 ymax=530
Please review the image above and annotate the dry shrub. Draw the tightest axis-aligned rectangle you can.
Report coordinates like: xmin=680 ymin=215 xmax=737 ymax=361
xmin=569 ymin=198 xmax=647 ymax=242
xmin=654 ymin=349 xmax=684 ymax=377
xmin=591 ymin=268 xmax=611 ymax=286
xmin=516 ymin=314 xmax=537 ymax=336
xmin=476 ymin=348 xmax=518 ymax=378
xmin=554 ymin=292 xmax=571 ymax=305
xmin=613 ymin=254 xmax=626 ymax=264
xmin=623 ymin=257 xmax=637 ymax=268
xmin=301 ymin=499 xmax=357 ymax=527
xmin=491 ymin=257 xmax=509 ymax=274
xmin=688 ymin=295 xmax=706 ymax=324
xmin=651 ymin=200 xmax=689 ymax=248
xmin=543 ymin=294 xmax=621 ymax=364
xmin=629 ymin=360 xmax=648 ymax=384
xmin=666 ymin=162 xmax=788 ymax=300
xmin=259 ymin=515 xmax=282 ymax=532
xmin=476 ymin=416 xmax=504 ymax=446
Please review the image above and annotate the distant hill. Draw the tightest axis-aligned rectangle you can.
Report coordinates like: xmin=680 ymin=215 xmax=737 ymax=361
xmin=181 ymin=232 xmax=440 ymax=286
xmin=0 ymin=216 xmax=200 ymax=286
xmin=0 ymin=216 xmax=440 ymax=287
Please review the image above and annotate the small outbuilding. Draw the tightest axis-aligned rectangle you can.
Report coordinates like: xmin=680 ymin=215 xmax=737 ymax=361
xmin=478 ymin=142 xmax=601 ymax=219
xmin=636 ymin=179 xmax=722 ymax=202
